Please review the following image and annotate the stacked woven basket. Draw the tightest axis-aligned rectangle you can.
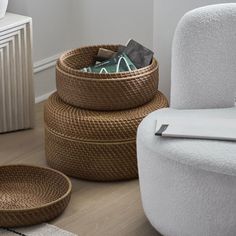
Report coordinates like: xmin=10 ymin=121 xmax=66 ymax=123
xmin=45 ymin=45 xmax=168 ymax=181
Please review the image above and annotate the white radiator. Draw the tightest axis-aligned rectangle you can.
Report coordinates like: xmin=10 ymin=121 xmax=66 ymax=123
xmin=0 ymin=13 xmax=34 ymax=133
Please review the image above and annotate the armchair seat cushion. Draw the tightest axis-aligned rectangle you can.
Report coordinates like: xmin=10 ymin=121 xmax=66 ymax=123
xmin=138 ymin=107 xmax=236 ymax=176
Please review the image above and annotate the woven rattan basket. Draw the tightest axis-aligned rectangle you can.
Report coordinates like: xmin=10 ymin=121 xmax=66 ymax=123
xmin=44 ymin=92 xmax=168 ymax=181
xmin=0 ymin=165 xmax=72 ymax=227
xmin=56 ymin=45 xmax=159 ymax=111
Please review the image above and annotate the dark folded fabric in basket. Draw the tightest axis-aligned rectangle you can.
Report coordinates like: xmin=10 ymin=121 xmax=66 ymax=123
xmin=117 ymin=39 xmax=154 ymax=69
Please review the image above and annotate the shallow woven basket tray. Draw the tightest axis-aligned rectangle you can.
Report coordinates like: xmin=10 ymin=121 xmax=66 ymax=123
xmin=44 ymin=91 xmax=168 ymax=181
xmin=56 ymin=44 xmax=159 ymax=111
xmin=0 ymin=165 xmax=72 ymax=228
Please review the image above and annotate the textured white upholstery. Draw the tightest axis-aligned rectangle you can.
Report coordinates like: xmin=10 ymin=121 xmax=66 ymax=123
xmin=138 ymin=4 xmax=236 ymax=236
xmin=171 ymin=4 xmax=236 ymax=109
xmin=138 ymin=108 xmax=236 ymax=236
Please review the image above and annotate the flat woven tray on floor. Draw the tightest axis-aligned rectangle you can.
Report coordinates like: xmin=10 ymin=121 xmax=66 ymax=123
xmin=44 ymin=91 xmax=168 ymax=181
xmin=56 ymin=45 xmax=159 ymax=111
xmin=0 ymin=165 xmax=72 ymax=227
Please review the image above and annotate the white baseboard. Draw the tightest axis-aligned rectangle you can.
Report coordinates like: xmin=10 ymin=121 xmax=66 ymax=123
xmin=33 ymin=52 xmax=63 ymax=103
xmin=35 ymin=90 xmax=56 ymax=104
xmin=33 ymin=53 xmax=61 ymax=74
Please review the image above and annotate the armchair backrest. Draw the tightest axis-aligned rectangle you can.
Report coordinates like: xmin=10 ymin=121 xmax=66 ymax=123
xmin=170 ymin=4 xmax=236 ymax=109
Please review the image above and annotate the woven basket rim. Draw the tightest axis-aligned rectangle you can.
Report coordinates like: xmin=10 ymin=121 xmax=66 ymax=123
xmin=0 ymin=165 xmax=72 ymax=212
xmin=45 ymin=91 xmax=166 ymax=123
xmin=58 ymin=44 xmax=158 ymax=77
xmin=56 ymin=60 xmax=158 ymax=82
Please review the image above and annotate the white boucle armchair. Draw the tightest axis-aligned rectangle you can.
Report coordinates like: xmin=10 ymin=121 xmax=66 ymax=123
xmin=137 ymin=4 xmax=236 ymax=236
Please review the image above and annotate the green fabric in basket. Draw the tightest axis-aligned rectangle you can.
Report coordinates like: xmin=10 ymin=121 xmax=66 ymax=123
xmin=80 ymin=53 xmax=136 ymax=73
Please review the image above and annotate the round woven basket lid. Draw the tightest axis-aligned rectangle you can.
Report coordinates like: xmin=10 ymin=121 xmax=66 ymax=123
xmin=45 ymin=92 xmax=168 ymax=142
xmin=0 ymin=165 xmax=72 ymax=227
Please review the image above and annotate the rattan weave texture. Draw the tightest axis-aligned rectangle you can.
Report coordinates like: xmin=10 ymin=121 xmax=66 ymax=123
xmin=56 ymin=45 xmax=159 ymax=110
xmin=0 ymin=165 xmax=72 ymax=227
xmin=44 ymin=92 xmax=168 ymax=181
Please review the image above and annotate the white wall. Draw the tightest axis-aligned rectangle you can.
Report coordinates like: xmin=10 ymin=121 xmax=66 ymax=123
xmin=7 ymin=0 xmax=154 ymax=101
xmin=153 ymin=0 xmax=234 ymax=99
xmin=8 ymin=0 xmax=73 ymax=61
xmin=71 ymin=0 xmax=153 ymax=50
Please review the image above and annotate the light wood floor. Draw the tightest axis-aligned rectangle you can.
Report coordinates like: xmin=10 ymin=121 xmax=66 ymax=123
xmin=0 ymin=103 xmax=162 ymax=236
